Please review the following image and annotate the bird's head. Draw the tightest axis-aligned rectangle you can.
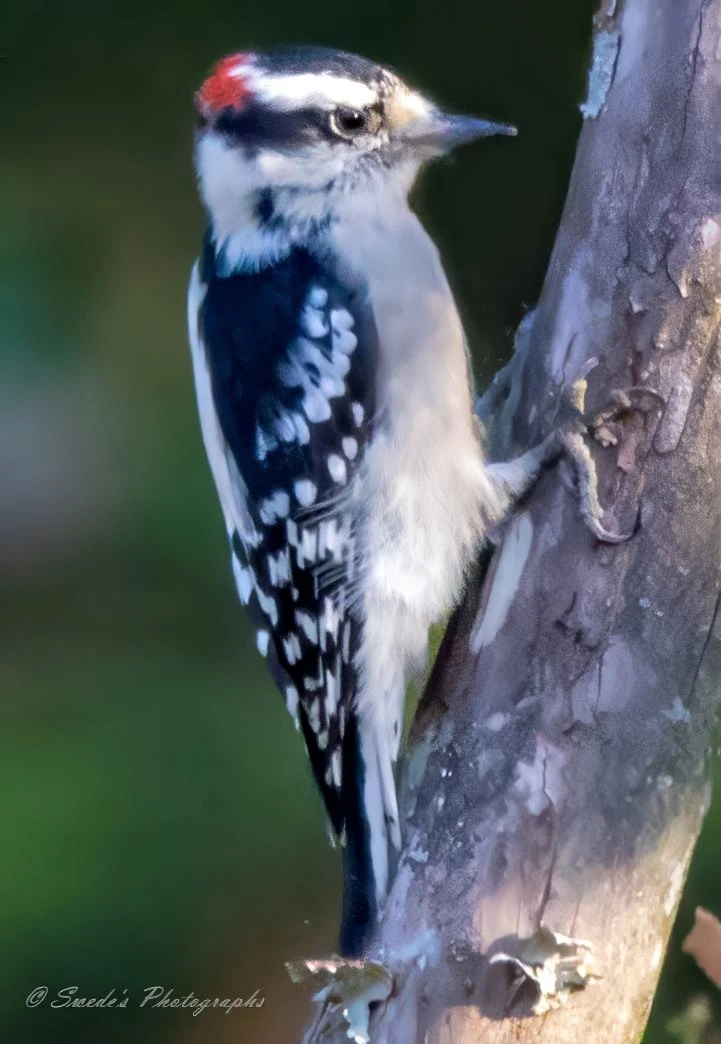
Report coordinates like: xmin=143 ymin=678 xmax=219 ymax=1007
xmin=194 ymin=47 xmax=515 ymax=262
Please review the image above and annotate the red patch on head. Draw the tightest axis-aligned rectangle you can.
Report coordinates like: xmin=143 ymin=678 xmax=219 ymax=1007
xmin=196 ymin=53 xmax=254 ymax=115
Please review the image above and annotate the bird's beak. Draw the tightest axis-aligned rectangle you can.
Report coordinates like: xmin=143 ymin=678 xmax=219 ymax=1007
xmin=400 ymin=110 xmax=517 ymax=152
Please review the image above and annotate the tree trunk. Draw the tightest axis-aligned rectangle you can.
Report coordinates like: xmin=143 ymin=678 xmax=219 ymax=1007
xmin=301 ymin=0 xmax=721 ymax=1039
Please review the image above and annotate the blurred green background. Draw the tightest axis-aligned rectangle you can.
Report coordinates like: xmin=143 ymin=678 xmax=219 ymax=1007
xmin=2 ymin=2 xmax=720 ymax=1041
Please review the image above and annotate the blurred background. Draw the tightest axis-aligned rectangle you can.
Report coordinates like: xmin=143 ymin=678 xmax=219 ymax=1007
xmin=2 ymin=1 xmax=720 ymax=1041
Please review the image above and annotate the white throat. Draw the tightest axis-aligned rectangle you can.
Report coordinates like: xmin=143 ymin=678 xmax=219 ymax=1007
xmin=196 ymin=130 xmax=420 ymax=272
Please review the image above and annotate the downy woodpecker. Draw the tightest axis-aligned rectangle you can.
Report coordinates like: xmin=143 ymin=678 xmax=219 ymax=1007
xmin=188 ymin=46 xmax=546 ymax=955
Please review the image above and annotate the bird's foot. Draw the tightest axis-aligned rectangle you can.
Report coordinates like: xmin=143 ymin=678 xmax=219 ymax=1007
xmin=557 ymin=381 xmax=664 ymax=544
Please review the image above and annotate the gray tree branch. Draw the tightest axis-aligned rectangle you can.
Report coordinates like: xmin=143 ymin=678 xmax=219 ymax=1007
xmin=301 ymin=0 xmax=721 ymax=1039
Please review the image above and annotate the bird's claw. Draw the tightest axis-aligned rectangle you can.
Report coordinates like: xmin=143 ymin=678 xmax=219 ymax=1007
xmin=556 ymin=383 xmax=662 ymax=545
xmin=582 ymin=509 xmax=637 ymax=545
xmin=556 ymin=427 xmax=632 ymax=544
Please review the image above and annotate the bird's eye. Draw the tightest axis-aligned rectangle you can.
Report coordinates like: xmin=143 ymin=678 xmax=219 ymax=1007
xmin=331 ymin=107 xmax=369 ymax=138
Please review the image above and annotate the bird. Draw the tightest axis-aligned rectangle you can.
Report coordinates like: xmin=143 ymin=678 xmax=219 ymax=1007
xmin=187 ymin=45 xmax=544 ymax=955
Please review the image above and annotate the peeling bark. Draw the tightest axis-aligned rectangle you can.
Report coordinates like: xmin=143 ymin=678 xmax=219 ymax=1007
xmin=303 ymin=0 xmax=721 ymax=1040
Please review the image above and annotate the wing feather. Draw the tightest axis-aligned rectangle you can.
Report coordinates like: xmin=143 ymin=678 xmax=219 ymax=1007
xmin=188 ymin=241 xmax=376 ymax=837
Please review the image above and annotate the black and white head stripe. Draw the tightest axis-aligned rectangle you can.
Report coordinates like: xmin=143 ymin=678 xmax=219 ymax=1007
xmin=196 ymin=47 xmax=396 ymax=117
xmin=193 ymin=46 xmax=446 ymax=267
xmin=194 ymin=46 xmax=425 ymax=159
xmin=244 ymin=53 xmax=384 ymax=111
xmin=191 ymin=232 xmax=376 ymax=838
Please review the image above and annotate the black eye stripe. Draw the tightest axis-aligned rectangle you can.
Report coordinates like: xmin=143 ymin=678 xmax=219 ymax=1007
xmin=207 ymin=97 xmax=386 ymax=149
xmin=214 ymin=103 xmax=336 ymax=148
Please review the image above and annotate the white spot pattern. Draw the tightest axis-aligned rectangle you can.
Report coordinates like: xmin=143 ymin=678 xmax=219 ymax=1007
xmin=307 ymin=698 xmax=321 ymax=733
xmin=282 ymin=633 xmax=302 ymax=665
xmin=332 ymin=328 xmax=357 ymax=356
xmin=271 ymin=411 xmax=298 ymax=444
xmin=256 ymin=586 xmax=278 ymax=627
xmin=285 ymin=685 xmax=299 ymax=720
xmin=255 ymin=428 xmax=277 ymax=461
xmin=299 ymin=339 xmax=346 ymax=397
xmin=295 ymin=610 xmax=319 ymax=645
xmin=331 ymin=750 xmax=342 ymax=788
xmin=259 ymin=490 xmax=290 ymax=523
xmin=322 ymin=597 xmax=341 ymax=641
xmin=327 ymin=454 xmax=347 ymax=484
xmin=297 ymin=527 xmax=319 ymax=567
xmin=279 ymin=353 xmax=333 ymax=423
xmin=330 ymin=308 xmax=354 ymax=332
xmin=294 ymin=479 xmax=317 ymax=507
xmin=188 ymin=260 xmax=368 ymax=846
xmin=292 ymin=413 xmax=311 ymax=444
xmin=308 ymin=286 xmax=328 ymax=308
xmin=318 ymin=516 xmax=353 ymax=563
xmin=301 ymin=304 xmax=330 ymax=339
xmin=254 ymin=289 xmax=358 ymax=456
xmin=267 ymin=548 xmax=291 ymax=587
xmin=325 ymin=665 xmax=338 ymax=716
xmin=342 ymin=436 xmax=358 ymax=460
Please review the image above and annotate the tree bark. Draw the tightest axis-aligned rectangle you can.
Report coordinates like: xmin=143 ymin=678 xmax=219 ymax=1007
xmin=302 ymin=0 xmax=721 ymax=1039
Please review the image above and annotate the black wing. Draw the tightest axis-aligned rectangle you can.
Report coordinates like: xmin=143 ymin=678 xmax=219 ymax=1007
xmin=195 ymin=236 xmax=376 ymax=836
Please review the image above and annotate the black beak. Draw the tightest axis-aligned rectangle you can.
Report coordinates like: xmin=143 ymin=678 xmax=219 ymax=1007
xmin=401 ymin=111 xmax=517 ymax=152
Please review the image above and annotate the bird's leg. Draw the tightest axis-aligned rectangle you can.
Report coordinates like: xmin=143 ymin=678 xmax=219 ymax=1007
xmin=486 ymin=433 xmax=561 ymax=508
xmin=485 ymin=380 xmax=663 ymax=545
xmin=557 ymin=382 xmax=664 ymax=543
xmin=486 ymin=425 xmax=627 ymax=545
xmin=556 ymin=425 xmax=632 ymax=544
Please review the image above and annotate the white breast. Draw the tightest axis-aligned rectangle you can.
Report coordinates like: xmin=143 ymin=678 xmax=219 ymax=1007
xmin=331 ymin=203 xmax=505 ymax=752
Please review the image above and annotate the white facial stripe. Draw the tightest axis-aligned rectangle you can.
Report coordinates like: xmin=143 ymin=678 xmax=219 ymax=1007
xmin=249 ymin=71 xmax=378 ymax=111
xmin=401 ymin=90 xmax=430 ymax=117
xmin=386 ymin=89 xmax=431 ymax=128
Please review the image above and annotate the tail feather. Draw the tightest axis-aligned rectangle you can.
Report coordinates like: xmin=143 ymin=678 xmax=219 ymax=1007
xmin=376 ymin=725 xmax=402 ymax=850
xmin=339 ymin=711 xmax=398 ymax=956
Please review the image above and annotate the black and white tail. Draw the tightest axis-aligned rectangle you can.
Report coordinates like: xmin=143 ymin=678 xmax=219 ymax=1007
xmin=339 ymin=710 xmax=400 ymax=956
